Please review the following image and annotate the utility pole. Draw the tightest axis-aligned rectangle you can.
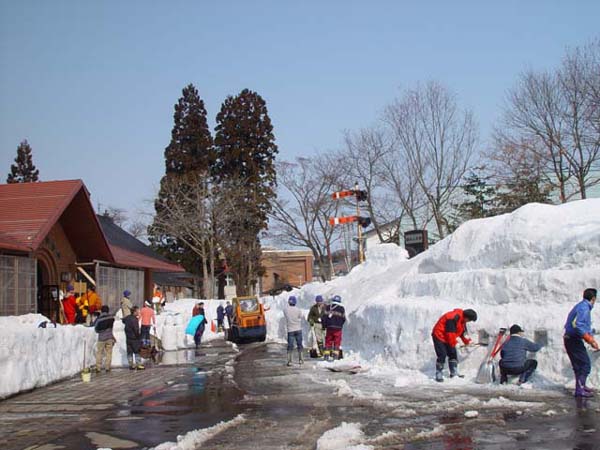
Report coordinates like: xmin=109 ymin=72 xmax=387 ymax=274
xmin=355 ymin=182 xmax=364 ymax=263
xmin=330 ymin=187 xmax=370 ymax=267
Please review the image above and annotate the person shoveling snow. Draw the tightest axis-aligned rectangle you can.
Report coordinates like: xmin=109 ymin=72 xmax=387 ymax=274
xmin=432 ymin=308 xmax=477 ymax=382
xmin=563 ymin=288 xmax=599 ymax=397
xmin=499 ymin=324 xmax=543 ymax=385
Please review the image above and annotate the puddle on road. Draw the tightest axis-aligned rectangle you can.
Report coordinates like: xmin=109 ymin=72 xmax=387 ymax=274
xmin=370 ymin=402 xmax=600 ymax=450
xmin=42 ymin=351 xmax=246 ymax=450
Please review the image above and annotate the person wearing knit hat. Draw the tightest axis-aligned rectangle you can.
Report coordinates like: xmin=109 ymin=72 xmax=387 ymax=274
xmin=322 ymin=295 xmax=346 ymax=361
xmin=431 ymin=308 xmax=477 ymax=381
xmin=284 ymin=295 xmax=305 ymax=366
xmin=499 ymin=324 xmax=543 ymax=385
xmin=121 ymin=290 xmax=133 ymax=318
xmin=307 ymin=295 xmax=326 ymax=356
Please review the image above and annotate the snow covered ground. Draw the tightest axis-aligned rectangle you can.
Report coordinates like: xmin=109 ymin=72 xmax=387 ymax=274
xmin=265 ymin=199 xmax=600 ymax=388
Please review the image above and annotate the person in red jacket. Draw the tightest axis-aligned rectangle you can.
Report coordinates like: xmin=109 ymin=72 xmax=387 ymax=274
xmin=432 ymin=308 xmax=477 ymax=382
xmin=61 ymin=285 xmax=78 ymax=324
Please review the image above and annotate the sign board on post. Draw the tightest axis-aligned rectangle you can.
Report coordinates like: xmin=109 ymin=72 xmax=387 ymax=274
xmin=404 ymin=230 xmax=428 ymax=258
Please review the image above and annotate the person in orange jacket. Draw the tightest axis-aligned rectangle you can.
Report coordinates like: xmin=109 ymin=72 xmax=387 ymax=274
xmin=86 ymin=285 xmax=102 ymax=315
xmin=432 ymin=308 xmax=478 ymax=382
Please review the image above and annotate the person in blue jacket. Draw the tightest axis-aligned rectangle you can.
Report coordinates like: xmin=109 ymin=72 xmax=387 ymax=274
xmin=185 ymin=312 xmax=206 ymax=349
xmin=225 ymin=301 xmax=233 ymax=328
xmin=499 ymin=324 xmax=543 ymax=385
xmin=564 ymin=288 xmax=599 ymax=397
xmin=216 ymin=303 xmax=225 ymax=332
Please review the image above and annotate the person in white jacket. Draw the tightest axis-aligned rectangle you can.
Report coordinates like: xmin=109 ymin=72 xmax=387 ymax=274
xmin=283 ymin=296 xmax=305 ymax=366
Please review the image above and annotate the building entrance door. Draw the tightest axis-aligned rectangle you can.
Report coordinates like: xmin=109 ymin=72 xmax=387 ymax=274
xmin=37 ymin=260 xmax=59 ymax=322
xmin=37 ymin=285 xmax=60 ymax=322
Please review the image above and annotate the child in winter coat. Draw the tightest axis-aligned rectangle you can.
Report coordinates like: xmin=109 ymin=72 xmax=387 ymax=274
xmin=307 ymin=295 xmax=325 ymax=355
xmin=123 ymin=306 xmax=144 ymax=370
xmin=322 ymin=295 xmax=345 ymax=361
xmin=94 ymin=305 xmax=116 ymax=372
xmin=284 ymin=296 xmax=305 ymax=365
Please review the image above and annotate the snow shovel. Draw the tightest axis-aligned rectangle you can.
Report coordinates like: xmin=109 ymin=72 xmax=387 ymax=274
xmin=475 ymin=328 xmax=509 ymax=384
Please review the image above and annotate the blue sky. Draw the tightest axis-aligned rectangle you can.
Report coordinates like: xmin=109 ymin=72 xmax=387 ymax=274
xmin=1 ymin=1 xmax=598 ymax=218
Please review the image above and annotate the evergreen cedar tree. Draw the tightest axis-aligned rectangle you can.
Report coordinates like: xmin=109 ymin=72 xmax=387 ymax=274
xmin=449 ymin=169 xmax=552 ymax=231
xmin=454 ymin=172 xmax=497 ymax=222
xmin=6 ymin=140 xmax=40 ymax=183
xmin=213 ymin=88 xmax=278 ymax=219
xmin=148 ymin=85 xmax=278 ymax=295
xmin=149 ymin=84 xmax=214 ymax=274
xmin=212 ymin=89 xmax=278 ymax=294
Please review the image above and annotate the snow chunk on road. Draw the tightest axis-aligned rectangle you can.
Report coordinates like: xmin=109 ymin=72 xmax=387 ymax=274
xmin=152 ymin=414 xmax=246 ymax=450
xmin=464 ymin=410 xmax=479 ymax=418
xmin=316 ymin=422 xmax=374 ymax=450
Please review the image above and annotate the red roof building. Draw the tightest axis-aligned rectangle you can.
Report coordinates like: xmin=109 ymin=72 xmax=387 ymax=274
xmin=0 ymin=180 xmax=184 ymax=319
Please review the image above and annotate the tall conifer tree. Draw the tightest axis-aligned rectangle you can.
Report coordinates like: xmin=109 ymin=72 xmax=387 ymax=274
xmin=213 ymin=89 xmax=278 ymax=294
xmin=7 ymin=140 xmax=40 ymax=183
xmin=149 ymin=84 xmax=214 ymax=278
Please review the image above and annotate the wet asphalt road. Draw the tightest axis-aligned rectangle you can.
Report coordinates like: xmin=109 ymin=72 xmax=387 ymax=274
xmin=1 ymin=338 xmax=599 ymax=449
xmin=205 ymin=342 xmax=600 ymax=450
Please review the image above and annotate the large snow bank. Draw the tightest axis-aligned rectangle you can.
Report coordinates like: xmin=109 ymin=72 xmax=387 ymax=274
xmin=0 ymin=314 xmax=96 ymax=398
xmin=265 ymin=200 xmax=600 ymax=387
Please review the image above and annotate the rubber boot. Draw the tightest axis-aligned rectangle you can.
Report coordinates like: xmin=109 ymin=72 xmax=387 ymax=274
xmin=449 ymin=359 xmax=458 ymax=378
xmin=323 ymin=349 xmax=331 ymax=362
xmin=435 ymin=363 xmax=444 ymax=382
xmin=287 ymin=351 xmax=293 ymax=367
xmin=582 ymin=376 xmax=595 ymax=394
xmin=575 ymin=376 xmax=594 ymax=397
xmin=128 ymin=355 xmax=135 ymax=370
xmin=298 ymin=349 xmax=304 ymax=365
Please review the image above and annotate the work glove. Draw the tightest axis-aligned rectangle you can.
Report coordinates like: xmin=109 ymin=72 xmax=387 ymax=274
xmin=583 ymin=333 xmax=599 ymax=350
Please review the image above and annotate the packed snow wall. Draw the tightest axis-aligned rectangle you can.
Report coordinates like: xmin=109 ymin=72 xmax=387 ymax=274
xmin=265 ymin=199 xmax=600 ymax=386
xmin=0 ymin=314 xmax=97 ymax=399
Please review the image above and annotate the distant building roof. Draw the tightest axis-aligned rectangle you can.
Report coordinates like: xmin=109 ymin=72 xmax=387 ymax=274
xmin=97 ymin=214 xmax=185 ymax=273
xmin=0 ymin=180 xmax=113 ymax=260
xmin=0 ymin=180 xmax=184 ymax=273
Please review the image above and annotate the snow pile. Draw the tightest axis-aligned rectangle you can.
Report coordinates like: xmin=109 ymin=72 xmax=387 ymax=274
xmin=110 ymin=298 xmax=225 ymax=367
xmin=265 ymin=199 xmax=600 ymax=387
xmin=152 ymin=414 xmax=246 ymax=450
xmin=316 ymin=422 xmax=374 ymax=450
xmin=0 ymin=314 xmax=96 ymax=399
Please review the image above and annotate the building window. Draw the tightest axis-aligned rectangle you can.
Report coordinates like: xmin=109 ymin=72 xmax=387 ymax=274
xmin=225 ymin=274 xmax=235 ymax=287
xmin=0 ymin=255 xmax=36 ymax=316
